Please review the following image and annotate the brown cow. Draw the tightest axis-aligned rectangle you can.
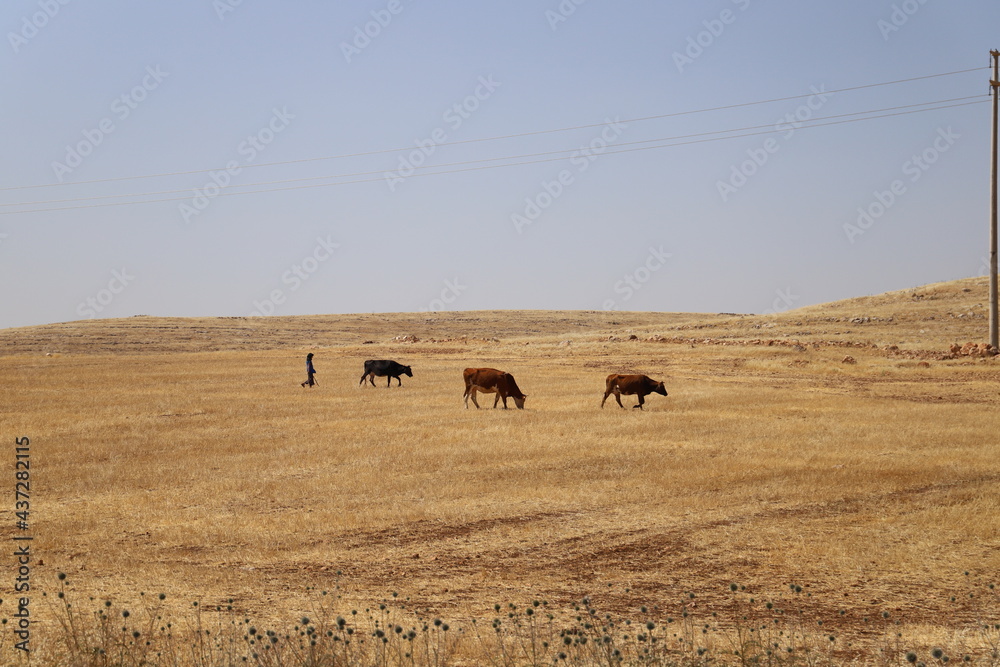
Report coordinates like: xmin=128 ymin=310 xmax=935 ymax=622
xmin=601 ymin=374 xmax=667 ymax=410
xmin=463 ymin=368 xmax=527 ymax=410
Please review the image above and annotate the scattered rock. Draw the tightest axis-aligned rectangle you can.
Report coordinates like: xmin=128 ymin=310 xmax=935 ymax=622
xmin=559 ymin=340 xmax=571 ymax=347
xmin=392 ymin=335 xmax=419 ymax=343
xmin=842 ymin=355 xmax=857 ymax=364
xmin=951 ymin=341 xmax=997 ymax=358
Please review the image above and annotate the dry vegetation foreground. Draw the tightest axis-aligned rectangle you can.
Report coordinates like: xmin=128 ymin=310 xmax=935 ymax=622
xmin=2 ymin=277 xmax=1000 ymax=664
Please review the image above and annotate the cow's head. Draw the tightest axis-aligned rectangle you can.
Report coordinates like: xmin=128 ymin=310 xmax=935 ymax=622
xmin=402 ymin=365 xmax=413 ymax=377
xmin=653 ymin=382 xmax=667 ymax=396
xmin=513 ymin=395 xmax=526 ymax=409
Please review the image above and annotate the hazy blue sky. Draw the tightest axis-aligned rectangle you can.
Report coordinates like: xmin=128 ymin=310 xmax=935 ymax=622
xmin=2 ymin=1 xmax=998 ymax=329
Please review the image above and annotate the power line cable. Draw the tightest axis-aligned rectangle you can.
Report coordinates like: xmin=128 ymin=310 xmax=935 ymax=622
xmin=0 ymin=94 xmax=983 ymax=209
xmin=0 ymin=66 xmax=985 ymax=193
xmin=2 ymin=98 xmax=985 ymax=216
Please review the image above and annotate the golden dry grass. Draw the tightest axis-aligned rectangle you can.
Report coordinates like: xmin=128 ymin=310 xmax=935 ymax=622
xmin=2 ymin=276 xmax=1000 ymax=663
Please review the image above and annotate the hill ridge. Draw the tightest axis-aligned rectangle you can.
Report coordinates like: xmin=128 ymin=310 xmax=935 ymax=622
xmin=1 ymin=276 xmax=992 ymax=355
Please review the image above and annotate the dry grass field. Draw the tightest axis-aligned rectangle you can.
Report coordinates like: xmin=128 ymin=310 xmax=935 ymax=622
xmin=2 ymin=276 xmax=1000 ymax=664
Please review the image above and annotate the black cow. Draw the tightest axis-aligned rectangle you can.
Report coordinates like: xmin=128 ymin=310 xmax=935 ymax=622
xmin=360 ymin=360 xmax=413 ymax=387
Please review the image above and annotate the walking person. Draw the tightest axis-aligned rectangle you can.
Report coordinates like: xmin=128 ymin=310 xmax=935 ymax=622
xmin=301 ymin=353 xmax=317 ymax=388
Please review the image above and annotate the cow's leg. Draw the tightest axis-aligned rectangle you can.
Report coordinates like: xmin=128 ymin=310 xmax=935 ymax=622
xmin=387 ymin=376 xmax=392 ymax=388
xmin=359 ymin=371 xmax=367 ymax=387
xmin=394 ymin=376 xmax=402 ymax=387
xmin=601 ymin=389 xmax=612 ymax=408
xmin=634 ymin=393 xmax=645 ymax=410
xmin=613 ymin=389 xmax=625 ymax=409
xmin=463 ymin=386 xmax=471 ymax=409
xmin=470 ymin=388 xmax=481 ymax=409
xmin=493 ymin=392 xmax=502 ymax=409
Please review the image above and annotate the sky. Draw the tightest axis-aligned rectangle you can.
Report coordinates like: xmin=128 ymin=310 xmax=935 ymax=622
xmin=2 ymin=1 xmax=999 ymax=329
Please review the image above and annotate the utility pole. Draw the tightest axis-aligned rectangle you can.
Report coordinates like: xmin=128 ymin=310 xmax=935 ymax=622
xmin=990 ymin=49 xmax=999 ymax=350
